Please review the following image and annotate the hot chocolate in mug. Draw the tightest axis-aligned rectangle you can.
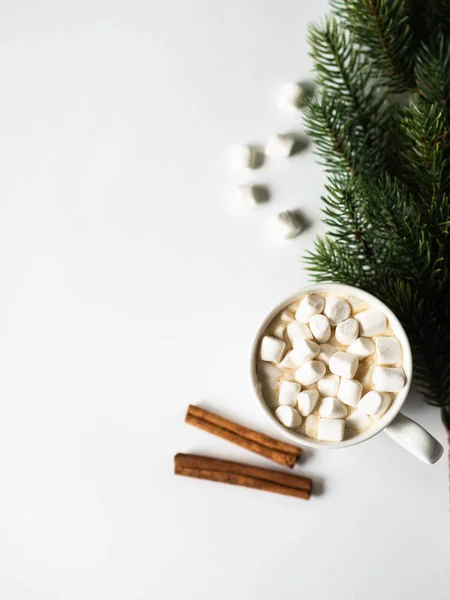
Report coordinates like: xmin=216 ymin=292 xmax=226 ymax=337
xmin=250 ymin=284 xmax=443 ymax=464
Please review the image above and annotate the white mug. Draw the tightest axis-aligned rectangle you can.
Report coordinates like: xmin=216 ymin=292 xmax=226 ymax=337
xmin=250 ymin=284 xmax=444 ymax=464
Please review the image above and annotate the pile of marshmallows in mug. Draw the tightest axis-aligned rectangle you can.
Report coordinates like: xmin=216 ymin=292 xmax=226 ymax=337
xmin=259 ymin=294 xmax=407 ymax=442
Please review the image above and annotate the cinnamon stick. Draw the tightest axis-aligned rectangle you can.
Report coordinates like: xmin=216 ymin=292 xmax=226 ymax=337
xmin=175 ymin=453 xmax=312 ymax=492
xmin=185 ymin=405 xmax=301 ymax=468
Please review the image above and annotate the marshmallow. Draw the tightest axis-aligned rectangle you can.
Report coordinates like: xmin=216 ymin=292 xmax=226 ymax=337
xmin=287 ymin=321 xmax=313 ymax=345
xmin=265 ymin=133 xmax=295 ymax=158
xmin=278 ymin=350 xmax=298 ymax=369
xmin=280 ymin=309 xmax=294 ymax=322
xmin=275 ymin=405 xmax=302 ymax=428
xmin=295 ymin=360 xmax=326 ymax=386
xmin=347 ymin=337 xmax=375 ymax=359
xmin=329 ymin=351 xmax=359 ymax=379
xmin=297 ymin=389 xmax=319 ymax=416
xmin=317 ymin=418 xmax=345 ymax=442
xmin=290 ymin=339 xmax=320 ymax=365
xmin=277 ymin=210 xmax=304 ymax=239
xmin=309 ymin=314 xmax=331 ymax=343
xmin=337 ymin=377 xmax=362 ymax=407
xmin=231 ymin=144 xmax=258 ymax=169
xmin=360 ymin=364 xmax=375 ymax=389
xmin=317 ymin=373 xmax=340 ymax=397
xmin=355 ymin=309 xmax=387 ymax=336
xmin=279 ymin=380 xmax=301 ymax=406
xmin=375 ymin=337 xmax=402 ymax=365
xmin=319 ymin=397 xmax=348 ymax=419
xmin=237 ymin=183 xmax=269 ymax=205
xmin=295 ymin=294 xmax=325 ymax=323
xmin=373 ymin=367 xmax=406 ymax=393
xmin=260 ymin=336 xmax=285 ymax=363
xmin=273 ymin=323 xmax=286 ymax=340
xmin=324 ymin=296 xmax=351 ymax=325
xmin=358 ymin=391 xmax=392 ymax=416
xmin=258 ymin=363 xmax=280 ymax=407
xmin=318 ymin=343 xmax=337 ymax=366
xmin=347 ymin=295 xmax=368 ymax=313
xmin=345 ymin=410 xmax=372 ymax=431
xmin=335 ymin=318 xmax=359 ymax=345
xmin=277 ymin=82 xmax=306 ymax=112
xmin=305 ymin=414 xmax=319 ymax=438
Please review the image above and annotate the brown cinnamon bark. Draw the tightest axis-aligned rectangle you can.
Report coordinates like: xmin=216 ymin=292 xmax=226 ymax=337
xmin=175 ymin=465 xmax=310 ymax=500
xmin=175 ymin=453 xmax=312 ymax=492
xmin=185 ymin=405 xmax=301 ymax=468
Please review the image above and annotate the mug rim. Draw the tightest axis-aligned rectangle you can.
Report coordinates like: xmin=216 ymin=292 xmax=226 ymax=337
xmin=249 ymin=283 xmax=413 ymax=449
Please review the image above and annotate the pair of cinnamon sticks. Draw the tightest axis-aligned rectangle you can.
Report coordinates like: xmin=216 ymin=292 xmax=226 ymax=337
xmin=176 ymin=405 xmax=311 ymax=500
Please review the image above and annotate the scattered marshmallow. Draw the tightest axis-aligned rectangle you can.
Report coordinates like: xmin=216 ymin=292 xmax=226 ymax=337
xmin=317 ymin=418 xmax=345 ymax=442
xmin=273 ymin=323 xmax=285 ymax=339
xmin=295 ymin=360 xmax=326 ymax=386
xmin=279 ymin=381 xmax=301 ymax=407
xmin=317 ymin=373 xmax=340 ymax=397
xmin=329 ymin=351 xmax=359 ymax=379
xmin=337 ymin=378 xmax=362 ymax=407
xmin=373 ymin=367 xmax=406 ymax=392
xmin=319 ymin=397 xmax=348 ymax=419
xmin=318 ymin=343 xmax=337 ymax=366
xmin=260 ymin=336 xmax=286 ymax=363
xmin=355 ymin=309 xmax=387 ymax=336
xmin=295 ymin=294 xmax=325 ymax=322
xmin=236 ymin=183 xmax=269 ymax=206
xmin=277 ymin=82 xmax=306 ymax=112
xmin=275 ymin=405 xmax=302 ymax=428
xmin=347 ymin=295 xmax=368 ymax=313
xmin=324 ymin=295 xmax=351 ymax=325
xmin=371 ymin=393 xmax=392 ymax=419
xmin=277 ymin=210 xmax=304 ymax=239
xmin=375 ymin=337 xmax=402 ymax=365
xmin=231 ymin=144 xmax=258 ymax=169
xmin=360 ymin=364 xmax=375 ymax=389
xmin=305 ymin=414 xmax=319 ymax=438
xmin=347 ymin=337 xmax=375 ymax=359
xmin=309 ymin=314 xmax=331 ymax=343
xmin=280 ymin=309 xmax=294 ymax=322
xmin=278 ymin=350 xmax=298 ymax=369
xmin=265 ymin=133 xmax=295 ymax=158
xmin=290 ymin=339 xmax=320 ymax=365
xmin=287 ymin=321 xmax=314 ymax=346
xmin=358 ymin=391 xmax=389 ymax=416
xmin=257 ymin=363 xmax=280 ymax=407
xmin=335 ymin=318 xmax=359 ymax=345
xmin=297 ymin=389 xmax=319 ymax=416
xmin=345 ymin=410 xmax=372 ymax=431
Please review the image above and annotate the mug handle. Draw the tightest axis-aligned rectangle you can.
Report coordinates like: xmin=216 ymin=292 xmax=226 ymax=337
xmin=384 ymin=412 xmax=444 ymax=464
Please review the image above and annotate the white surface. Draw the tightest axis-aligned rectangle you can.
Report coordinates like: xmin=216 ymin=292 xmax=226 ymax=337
xmin=0 ymin=1 xmax=448 ymax=599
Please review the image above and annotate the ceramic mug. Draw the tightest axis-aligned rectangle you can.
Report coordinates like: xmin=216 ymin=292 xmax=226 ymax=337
xmin=250 ymin=284 xmax=443 ymax=464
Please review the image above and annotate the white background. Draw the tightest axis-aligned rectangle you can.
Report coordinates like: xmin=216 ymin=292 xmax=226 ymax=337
xmin=0 ymin=1 xmax=449 ymax=598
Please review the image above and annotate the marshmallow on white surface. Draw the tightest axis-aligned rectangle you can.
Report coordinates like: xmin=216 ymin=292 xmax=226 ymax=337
xmin=295 ymin=360 xmax=326 ymax=386
xmin=290 ymin=339 xmax=320 ymax=365
xmin=347 ymin=337 xmax=375 ymax=359
xmin=279 ymin=381 xmax=301 ymax=407
xmin=355 ymin=309 xmax=387 ymax=336
xmin=318 ymin=343 xmax=337 ymax=366
xmin=236 ymin=184 xmax=269 ymax=206
xmin=275 ymin=405 xmax=302 ymax=428
xmin=277 ymin=82 xmax=306 ymax=112
xmin=305 ymin=414 xmax=319 ymax=438
xmin=280 ymin=309 xmax=294 ymax=322
xmin=317 ymin=418 xmax=345 ymax=442
xmin=373 ymin=367 xmax=406 ymax=392
xmin=309 ymin=314 xmax=331 ymax=343
xmin=297 ymin=389 xmax=319 ymax=416
xmin=319 ymin=397 xmax=348 ymax=419
xmin=287 ymin=321 xmax=314 ymax=345
xmin=317 ymin=373 xmax=340 ymax=397
xmin=329 ymin=351 xmax=359 ymax=379
xmin=337 ymin=377 xmax=362 ymax=407
xmin=358 ymin=391 xmax=391 ymax=416
xmin=278 ymin=350 xmax=298 ymax=369
xmin=265 ymin=133 xmax=295 ymax=158
xmin=295 ymin=294 xmax=325 ymax=323
xmin=324 ymin=296 xmax=351 ymax=325
xmin=345 ymin=410 xmax=372 ymax=431
xmin=375 ymin=337 xmax=402 ymax=365
xmin=277 ymin=210 xmax=303 ymax=239
xmin=273 ymin=323 xmax=285 ymax=339
xmin=231 ymin=144 xmax=258 ymax=169
xmin=260 ymin=336 xmax=286 ymax=363
xmin=335 ymin=318 xmax=359 ymax=345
